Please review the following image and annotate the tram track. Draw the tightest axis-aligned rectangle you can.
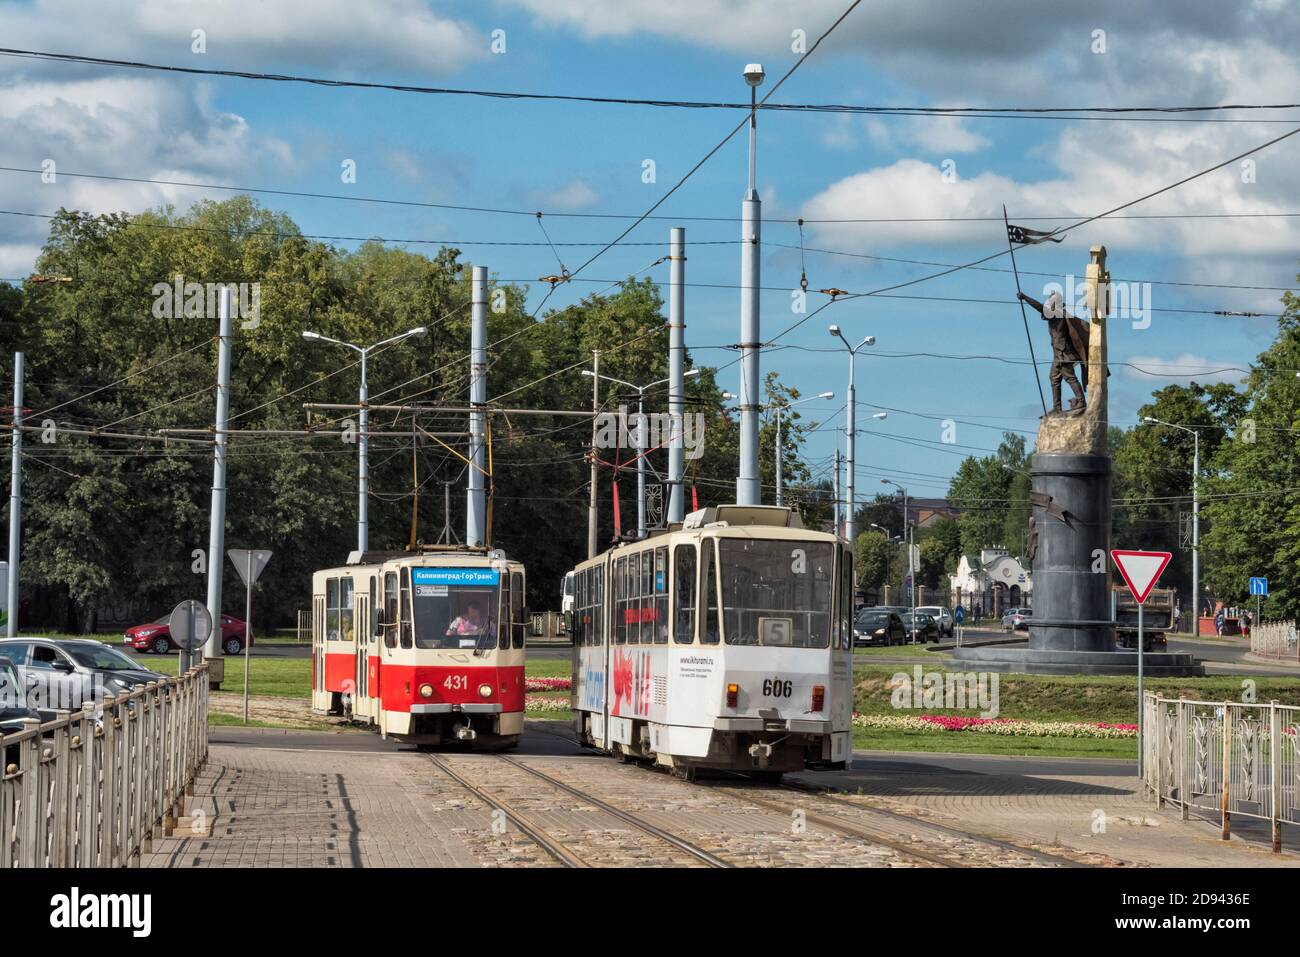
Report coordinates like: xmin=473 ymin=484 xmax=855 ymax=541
xmin=524 ymin=719 xmax=1099 ymax=868
xmin=425 ymin=751 xmax=729 ymax=868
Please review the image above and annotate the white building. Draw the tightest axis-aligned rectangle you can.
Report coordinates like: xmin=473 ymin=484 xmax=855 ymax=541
xmin=949 ymin=547 xmax=1032 ymax=619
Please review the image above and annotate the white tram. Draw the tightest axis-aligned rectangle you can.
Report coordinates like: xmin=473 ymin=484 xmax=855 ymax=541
xmin=311 ymin=546 xmax=528 ymax=748
xmin=568 ymin=505 xmax=854 ymax=778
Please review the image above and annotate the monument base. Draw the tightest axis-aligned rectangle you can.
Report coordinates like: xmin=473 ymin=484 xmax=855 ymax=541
xmin=950 ymin=645 xmax=1203 ymax=676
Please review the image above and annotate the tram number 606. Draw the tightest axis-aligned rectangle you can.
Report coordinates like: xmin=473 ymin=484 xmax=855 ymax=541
xmin=762 ymin=678 xmax=793 ymax=698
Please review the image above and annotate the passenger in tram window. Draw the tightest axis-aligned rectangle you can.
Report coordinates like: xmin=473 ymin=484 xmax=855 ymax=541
xmin=446 ymin=601 xmax=487 ymax=639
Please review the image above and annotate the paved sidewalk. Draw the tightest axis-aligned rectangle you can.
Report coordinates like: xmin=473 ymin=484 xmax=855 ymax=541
xmin=801 ymin=750 xmax=1300 ymax=867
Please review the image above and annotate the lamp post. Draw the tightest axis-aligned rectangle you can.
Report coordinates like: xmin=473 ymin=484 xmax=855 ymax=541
xmin=583 ymin=368 xmax=699 ymax=538
xmin=1143 ymin=416 xmax=1199 ymax=633
xmin=882 ymin=479 xmax=916 ymax=642
xmin=828 ymin=326 xmax=877 ymax=543
xmin=773 ymin=392 xmax=833 ymax=507
xmin=302 ymin=326 xmax=427 ymax=553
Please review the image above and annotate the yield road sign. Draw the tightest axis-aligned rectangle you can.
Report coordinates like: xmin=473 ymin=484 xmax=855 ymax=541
xmin=1249 ymin=577 xmax=1268 ymax=596
xmin=1111 ymin=550 xmax=1172 ymax=605
xmin=228 ymin=549 xmax=272 ymax=586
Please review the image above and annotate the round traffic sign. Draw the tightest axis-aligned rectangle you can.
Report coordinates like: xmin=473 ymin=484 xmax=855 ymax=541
xmin=169 ymin=599 xmax=212 ymax=652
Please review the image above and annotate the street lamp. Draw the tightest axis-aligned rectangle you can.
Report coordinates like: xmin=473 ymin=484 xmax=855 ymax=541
xmin=772 ymin=391 xmax=833 ymax=506
xmin=302 ymin=326 xmax=427 ymax=552
xmin=1143 ymin=416 xmax=1199 ymax=633
xmin=583 ymin=367 xmax=699 ymax=538
xmin=828 ymin=325 xmax=876 ymax=543
xmin=881 ymin=478 xmax=917 ymax=642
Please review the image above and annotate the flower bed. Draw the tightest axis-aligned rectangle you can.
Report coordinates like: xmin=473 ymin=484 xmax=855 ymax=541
xmin=526 ymin=677 xmax=572 ymax=692
xmin=525 ymin=694 xmax=570 ymax=713
xmin=853 ymin=712 xmax=1137 ymax=739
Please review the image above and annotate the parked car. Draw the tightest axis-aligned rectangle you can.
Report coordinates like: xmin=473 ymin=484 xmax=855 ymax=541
xmin=123 ymin=613 xmax=249 ymax=655
xmin=900 ymin=611 xmax=941 ymax=643
xmin=1001 ymin=607 xmax=1032 ymax=632
xmin=916 ymin=605 xmax=954 ymax=638
xmin=854 ymin=609 xmax=906 ymax=647
xmin=0 ymin=655 xmax=42 ymax=766
xmin=0 ymin=638 xmax=166 ymax=721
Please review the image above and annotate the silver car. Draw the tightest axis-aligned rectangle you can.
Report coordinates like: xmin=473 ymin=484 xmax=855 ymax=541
xmin=0 ymin=638 xmax=165 ymax=721
xmin=916 ymin=605 xmax=954 ymax=638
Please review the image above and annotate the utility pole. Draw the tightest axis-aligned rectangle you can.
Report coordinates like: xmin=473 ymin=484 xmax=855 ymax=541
xmin=830 ymin=326 xmax=877 ymax=543
xmin=204 ymin=287 xmax=233 ymax=674
xmin=736 ymin=63 xmax=765 ymax=506
xmin=667 ymin=227 xmax=687 ymax=523
xmin=587 ymin=350 xmax=600 ymax=557
xmin=774 ymin=392 xmax=832 ymax=507
xmin=832 ymin=447 xmax=841 ymax=539
xmin=467 ymin=265 xmax=487 ymax=546
xmin=6 ymin=352 xmax=21 ymax=637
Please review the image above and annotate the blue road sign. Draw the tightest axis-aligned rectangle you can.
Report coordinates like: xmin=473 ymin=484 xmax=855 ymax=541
xmin=1249 ymin=577 xmax=1268 ymax=596
xmin=954 ymin=606 xmax=966 ymax=624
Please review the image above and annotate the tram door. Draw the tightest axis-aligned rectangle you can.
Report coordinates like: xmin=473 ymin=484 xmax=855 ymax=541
xmin=311 ymin=590 xmax=327 ymax=711
xmin=353 ymin=576 xmax=374 ymax=723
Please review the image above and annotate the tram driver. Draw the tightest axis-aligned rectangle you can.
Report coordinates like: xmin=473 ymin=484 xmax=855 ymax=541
xmin=446 ymin=600 xmax=487 ymax=645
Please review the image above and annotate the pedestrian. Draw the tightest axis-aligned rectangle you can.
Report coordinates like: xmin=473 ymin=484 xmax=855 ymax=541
xmin=1173 ymin=603 xmax=1183 ymax=634
xmin=1241 ymin=608 xmax=1251 ymax=639
xmin=1214 ymin=607 xmax=1225 ymax=637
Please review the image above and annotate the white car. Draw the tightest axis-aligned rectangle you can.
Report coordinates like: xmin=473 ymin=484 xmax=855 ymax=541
xmin=916 ymin=605 xmax=954 ymax=638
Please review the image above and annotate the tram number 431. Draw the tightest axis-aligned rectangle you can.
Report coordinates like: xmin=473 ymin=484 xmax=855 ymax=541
xmin=761 ymin=678 xmax=793 ymax=698
xmin=444 ymin=675 xmax=468 ymax=690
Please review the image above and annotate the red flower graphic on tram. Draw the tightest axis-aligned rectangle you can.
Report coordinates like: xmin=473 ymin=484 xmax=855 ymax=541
xmin=611 ymin=649 xmax=634 ymax=716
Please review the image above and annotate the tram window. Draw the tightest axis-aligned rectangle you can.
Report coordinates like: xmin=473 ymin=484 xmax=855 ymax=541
xmin=498 ymin=572 xmax=510 ymax=649
xmin=718 ymin=540 xmax=833 ymax=648
xmin=511 ymin=571 xmax=525 ymax=648
xmin=653 ymin=547 xmax=668 ymax=643
xmin=611 ymin=558 xmax=622 ymax=644
xmin=369 ymin=576 xmax=378 ymax=638
xmin=701 ymin=541 xmax=720 ymax=644
xmin=400 ymin=567 xmax=413 ymax=649
xmin=598 ymin=565 xmax=607 ymax=645
xmin=673 ymin=544 xmax=696 ymax=644
xmin=384 ymin=572 xmax=399 ymax=648
xmin=625 ymin=552 xmax=639 ymax=645
xmin=339 ymin=577 xmax=354 ymax=641
xmin=326 ymin=578 xmax=340 ymax=640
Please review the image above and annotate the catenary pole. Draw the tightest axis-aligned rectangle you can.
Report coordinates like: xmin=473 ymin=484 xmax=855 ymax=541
xmin=467 ymin=266 xmax=487 ymax=545
xmin=736 ymin=70 xmax=763 ymax=506
xmin=204 ymin=287 xmax=233 ymax=668
xmin=6 ymin=352 xmax=21 ymax=637
xmin=667 ymin=227 xmax=686 ymax=523
xmin=587 ymin=349 xmax=600 ymax=558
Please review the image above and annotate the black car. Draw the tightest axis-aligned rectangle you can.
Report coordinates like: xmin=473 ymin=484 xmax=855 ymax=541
xmin=900 ymin=611 xmax=941 ymax=643
xmin=854 ymin=609 xmax=906 ymax=647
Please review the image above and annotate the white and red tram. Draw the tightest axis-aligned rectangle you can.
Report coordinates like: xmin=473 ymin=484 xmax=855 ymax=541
xmin=568 ymin=505 xmax=854 ymax=778
xmin=311 ymin=546 xmax=528 ymax=748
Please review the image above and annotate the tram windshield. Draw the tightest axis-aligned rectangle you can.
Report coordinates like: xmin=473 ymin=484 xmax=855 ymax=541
xmin=718 ymin=539 xmax=833 ymax=648
xmin=409 ymin=567 xmax=501 ymax=650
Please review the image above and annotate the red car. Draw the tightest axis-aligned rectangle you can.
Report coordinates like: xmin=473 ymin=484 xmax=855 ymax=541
xmin=123 ymin=613 xmax=250 ymax=655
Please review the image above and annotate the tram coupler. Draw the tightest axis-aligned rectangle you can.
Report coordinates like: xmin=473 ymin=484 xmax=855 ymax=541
xmin=748 ymin=742 xmax=774 ymax=764
xmin=454 ymin=724 xmax=477 ymax=742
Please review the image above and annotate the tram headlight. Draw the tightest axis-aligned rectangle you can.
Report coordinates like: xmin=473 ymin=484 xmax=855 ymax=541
xmin=478 ymin=683 xmax=493 ymax=699
xmin=418 ymin=683 xmax=434 ymax=699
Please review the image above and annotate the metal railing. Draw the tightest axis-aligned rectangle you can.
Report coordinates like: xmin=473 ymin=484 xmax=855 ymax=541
xmin=1 ymin=664 xmax=209 ymax=867
xmin=1143 ymin=691 xmax=1299 ymax=852
xmin=1251 ymin=619 xmax=1299 ymax=662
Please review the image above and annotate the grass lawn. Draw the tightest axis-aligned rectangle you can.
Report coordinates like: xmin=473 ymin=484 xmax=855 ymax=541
xmin=149 ymin=656 xmax=313 ymax=699
xmin=853 ymin=643 xmax=944 ymax=660
xmin=851 ymin=727 xmax=1135 ymax=759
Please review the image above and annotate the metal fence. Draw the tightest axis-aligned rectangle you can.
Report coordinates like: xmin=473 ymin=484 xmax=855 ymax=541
xmin=1251 ymin=619 xmax=1299 ymax=662
xmin=1143 ymin=691 xmax=1299 ymax=852
xmin=1 ymin=664 xmax=209 ymax=867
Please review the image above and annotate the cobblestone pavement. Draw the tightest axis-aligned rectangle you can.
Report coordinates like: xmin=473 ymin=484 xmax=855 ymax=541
xmin=143 ymin=730 xmax=1300 ymax=868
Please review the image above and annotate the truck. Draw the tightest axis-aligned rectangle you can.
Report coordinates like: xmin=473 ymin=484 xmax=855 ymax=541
xmin=1113 ymin=585 xmax=1174 ymax=651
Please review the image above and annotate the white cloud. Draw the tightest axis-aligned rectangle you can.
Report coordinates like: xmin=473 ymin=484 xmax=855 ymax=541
xmin=1122 ymin=353 xmax=1248 ymax=385
xmin=0 ymin=0 xmax=482 ymax=76
xmin=537 ymin=179 xmax=601 ymax=211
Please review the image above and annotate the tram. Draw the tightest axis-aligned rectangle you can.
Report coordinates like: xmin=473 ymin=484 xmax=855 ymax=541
xmin=310 ymin=546 xmax=528 ymax=748
xmin=567 ymin=505 xmax=854 ymax=778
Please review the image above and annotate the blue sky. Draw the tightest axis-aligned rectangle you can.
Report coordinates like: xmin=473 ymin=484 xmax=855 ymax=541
xmin=1 ymin=0 xmax=1298 ymax=502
